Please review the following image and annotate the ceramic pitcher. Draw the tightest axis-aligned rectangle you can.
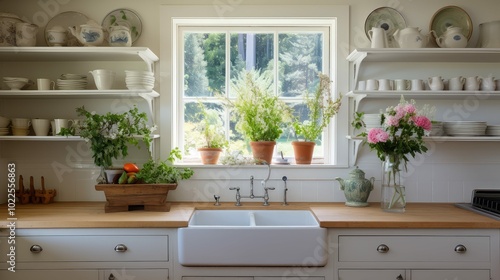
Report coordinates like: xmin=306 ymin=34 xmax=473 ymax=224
xmin=368 ymin=27 xmax=389 ymax=48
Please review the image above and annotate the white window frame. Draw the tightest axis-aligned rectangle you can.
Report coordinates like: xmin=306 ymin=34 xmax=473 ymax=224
xmin=160 ymin=5 xmax=349 ymax=167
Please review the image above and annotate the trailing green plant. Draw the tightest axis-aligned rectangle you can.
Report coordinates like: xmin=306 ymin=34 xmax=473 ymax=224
xmin=135 ymin=148 xmax=194 ymax=184
xmin=224 ymin=70 xmax=291 ymax=142
xmin=76 ymin=106 xmax=155 ymax=168
xmin=292 ymin=73 xmax=342 ymax=142
xmin=195 ymin=102 xmax=228 ymax=149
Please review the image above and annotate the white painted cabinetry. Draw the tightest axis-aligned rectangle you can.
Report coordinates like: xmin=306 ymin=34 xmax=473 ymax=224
xmin=333 ymin=228 xmax=499 ymax=280
xmin=0 ymin=228 xmax=171 ymax=280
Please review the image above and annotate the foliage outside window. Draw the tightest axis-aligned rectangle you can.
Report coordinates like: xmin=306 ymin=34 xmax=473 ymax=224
xmin=180 ymin=24 xmax=333 ymax=163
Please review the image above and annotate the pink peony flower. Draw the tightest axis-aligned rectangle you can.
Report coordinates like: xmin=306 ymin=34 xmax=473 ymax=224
xmin=367 ymin=128 xmax=389 ymax=144
xmin=404 ymin=104 xmax=416 ymax=114
xmin=413 ymin=115 xmax=432 ymax=131
xmin=385 ymin=115 xmax=400 ymax=127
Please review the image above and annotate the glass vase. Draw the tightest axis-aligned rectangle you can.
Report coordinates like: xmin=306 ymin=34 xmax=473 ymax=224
xmin=96 ymin=166 xmax=107 ymax=184
xmin=381 ymin=154 xmax=406 ymax=213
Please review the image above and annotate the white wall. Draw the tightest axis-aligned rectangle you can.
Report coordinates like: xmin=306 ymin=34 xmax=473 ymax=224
xmin=2 ymin=0 xmax=500 ymax=205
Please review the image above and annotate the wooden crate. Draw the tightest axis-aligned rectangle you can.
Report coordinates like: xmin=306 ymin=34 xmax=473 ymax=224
xmin=95 ymin=184 xmax=177 ymax=213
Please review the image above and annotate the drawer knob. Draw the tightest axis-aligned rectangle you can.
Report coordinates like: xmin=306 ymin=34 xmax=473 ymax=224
xmin=376 ymin=244 xmax=389 ymax=253
xmin=29 ymin=244 xmax=43 ymax=253
xmin=108 ymin=273 xmax=115 ymax=280
xmin=396 ymin=274 xmax=404 ymax=280
xmin=114 ymin=244 xmax=128 ymax=252
xmin=454 ymin=244 xmax=467 ymax=253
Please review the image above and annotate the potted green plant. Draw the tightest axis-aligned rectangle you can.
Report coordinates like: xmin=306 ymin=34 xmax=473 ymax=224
xmin=291 ymin=73 xmax=342 ymax=164
xmin=224 ymin=70 xmax=291 ymax=164
xmin=195 ymin=102 xmax=228 ymax=164
xmin=76 ymin=105 xmax=155 ymax=183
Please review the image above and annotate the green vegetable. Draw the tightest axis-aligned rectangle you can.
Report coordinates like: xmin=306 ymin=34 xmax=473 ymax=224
xmin=136 ymin=148 xmax=194 ymax=184
xmin=118 ymin=171 xmax=128 ymax=184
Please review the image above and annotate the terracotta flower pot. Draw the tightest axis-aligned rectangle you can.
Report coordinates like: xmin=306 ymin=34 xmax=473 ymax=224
xmin=250 ymin=141 xmax=276 ymax=164
xmin=292 ymin=141 xmax=316 ymax=164
xmin=198 ymin=147 xmax=223 ymax=164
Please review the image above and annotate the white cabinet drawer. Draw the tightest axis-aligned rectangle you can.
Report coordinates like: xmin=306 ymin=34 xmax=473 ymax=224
xmin=0 ymin=269 xmax=98 ymax=280
xmin=17 ymin=235 xmax=168 ymax=262
xmin=338 ymin=235 xmax=490 ymax=262
xmin=339 ymin=269 xmax=405 ymax=280
xmin=411 ymin=269 xmax=490 ymax=280
xmin=104 ymin=269 xmax=168 ymax=280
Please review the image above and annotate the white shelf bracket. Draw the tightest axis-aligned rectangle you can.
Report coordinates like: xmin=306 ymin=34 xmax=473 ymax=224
xmin=352 ymin=138 xmax=363 ymax=165
xmin=352 ymin=52 xmax=367 ymax=90
xmin=138 ymin=52 xmax=155 ymax=73
xmin=353 ymin=93 xmax=367 ymax=112
xmin=138 ymin=92 xmax=155 ymax=123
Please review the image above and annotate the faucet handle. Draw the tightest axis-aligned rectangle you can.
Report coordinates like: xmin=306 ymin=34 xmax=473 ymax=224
xmin=229 ymin=187 xmax=240 ymax=191
xmin=213 ymin=195 xmax=221 ymax=206
xmin=265 ymin=187 xmax=275 ymax=190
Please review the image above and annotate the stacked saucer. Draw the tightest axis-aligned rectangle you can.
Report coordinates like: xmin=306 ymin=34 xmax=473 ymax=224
xmin=57 ymin=74 xmax=88 ymax=90
xmin=486 ymin=125 xmax=500 ymax=136
xmin=125 ymin=70 xmax=155 ymax=90
xmin=0 ymin=116 xmax=10 ymax=136
xmin=443 ymin=121 xmax=487 ymax=136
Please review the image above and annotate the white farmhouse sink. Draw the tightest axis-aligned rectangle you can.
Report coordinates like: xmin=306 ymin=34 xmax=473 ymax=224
xmin=177 ymin=210 xmax=328 ymax=266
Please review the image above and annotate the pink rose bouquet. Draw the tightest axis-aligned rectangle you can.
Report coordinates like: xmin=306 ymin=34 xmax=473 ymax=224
xmin=355 ymin=96 xmax=432 ymax=170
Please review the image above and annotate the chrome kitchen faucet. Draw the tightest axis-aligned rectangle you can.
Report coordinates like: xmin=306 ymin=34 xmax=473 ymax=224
xmin=229 ymin=163 xmax=275 ymax=206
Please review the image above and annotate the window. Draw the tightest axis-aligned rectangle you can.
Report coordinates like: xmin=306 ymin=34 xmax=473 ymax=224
xmin=162 ymin=5 xmax=349 ymax=166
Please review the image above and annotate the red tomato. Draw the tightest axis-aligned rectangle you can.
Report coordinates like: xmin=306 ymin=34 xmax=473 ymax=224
xmin=123 ymin=163 xmax=140 ymax=173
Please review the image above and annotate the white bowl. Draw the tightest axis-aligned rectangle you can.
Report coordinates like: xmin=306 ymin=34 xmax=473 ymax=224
xmin=4 ymin=80 xmax=27 ymax=90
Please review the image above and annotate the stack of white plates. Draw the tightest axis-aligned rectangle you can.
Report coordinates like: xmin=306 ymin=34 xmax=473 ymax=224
xmin=57 ymin=74 xmax=88 ymax=90
xmin=125 ymin=70 xmax=155 ymax=90
xmin=0 ymin=116 xmax=10 ymax=136
xmin=443 ymin=121 xmax=487 ymax=136
xmin=486 ymin=125 xmax=500 ymax=136
xmin=363 ymin=113 xmax=383 ymax=130
xmin=429 ymin=121 xmax=444 ymax=136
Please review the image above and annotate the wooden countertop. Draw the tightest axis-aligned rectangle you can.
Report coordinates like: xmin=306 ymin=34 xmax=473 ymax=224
xmin=1 ymin=202 xmax=500 ymax=229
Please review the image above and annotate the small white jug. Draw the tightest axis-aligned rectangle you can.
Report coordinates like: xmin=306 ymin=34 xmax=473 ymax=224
xmin=428 ymin=76 xmax=444 ymax=91
xmin=368 ymin=27 xmax=389 ymax=48
xmin=481 ymin=76 xmax=496 ymax=91
xmin=465 ymin=76 xmax=482 ymax=91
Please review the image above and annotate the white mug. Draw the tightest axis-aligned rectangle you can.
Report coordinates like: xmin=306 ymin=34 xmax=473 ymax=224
xmin=31 ymin=118 xmax=50 ymax=136
xmin=449 ymin=76 xmax=465 ymax=91
xmin=53 ymin=119 xmax=73 ymax=135
xmin=394 ymin=79 xmax=410 ymax=91
xmin=378 ymin=79 xmax=393 ymax=91
xmin=12 ymin=118 xmax=31 ymax=128
xmin=366 ymin=79 xmax=379 ymax=91
xmin=465 ymin=76 xmax=482 ymax=91
xmin=410 ymin=79 xmax=424 ymax=91
xmin=37 ymin=78 xmax=55 ymax=90
xmin=357 ymin=80 xmax=366 ymax=91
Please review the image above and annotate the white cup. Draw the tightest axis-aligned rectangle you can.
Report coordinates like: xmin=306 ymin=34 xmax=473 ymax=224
xmin=357 ymin=80 xmax=366 ymax=91
xmin=465 ymin=76 xmax=482 ymax=91
xmin=366 ymin=79 xmax=379 ymax=91
xmin=481 ymin=77 xmax=496 ymax=91
xmin=53 ymin=119 xmax=73 ymax=135
xmin=12 ymin=118 xmax=31 ymax=128
xmin=410 ymin=79 xmax=424 ymax=91
xmin=32 ymin=118 xmax=50 ymax=136
xmin=394 ymin=79 xmax=410 ymax=91
xmin=378 ymin=79 xmax=393 ymax=91
xmin=37 ymin=78 xmax=55 ymax=90
xmin=448 ymin=76 xmax=465 ymax=91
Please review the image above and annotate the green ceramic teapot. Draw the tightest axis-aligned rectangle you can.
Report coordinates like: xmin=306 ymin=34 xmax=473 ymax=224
xmin=335 ymin=166 xmax=374 ymax=207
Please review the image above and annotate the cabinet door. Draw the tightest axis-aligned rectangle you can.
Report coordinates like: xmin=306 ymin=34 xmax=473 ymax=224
xmin=104 ymin=269 xmax=168 ymax=280
xmin=411 ymin=270 xmax=490 ymax=280
xmin=0 ymin=269 xmax=98 ymax=280
xmin=339 ymin=269 xmax=405 ymax=280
